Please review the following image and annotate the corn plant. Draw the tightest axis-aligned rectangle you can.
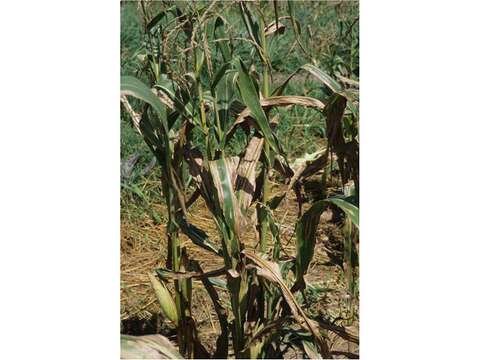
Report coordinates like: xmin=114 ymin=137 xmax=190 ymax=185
xmin=121 ymin=1 xmax=359 ymax=358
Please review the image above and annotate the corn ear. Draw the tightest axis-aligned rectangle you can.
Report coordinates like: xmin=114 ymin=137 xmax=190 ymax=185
xmin=148 ymin=273 xmax=179 ymax=325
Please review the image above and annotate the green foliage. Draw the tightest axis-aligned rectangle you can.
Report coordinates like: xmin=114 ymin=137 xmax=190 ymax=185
xmin=121 ymin=2 xmax=143 ymax=76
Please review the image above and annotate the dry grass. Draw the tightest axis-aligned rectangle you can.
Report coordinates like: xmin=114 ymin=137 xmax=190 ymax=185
xmin=121 ymin=184 xmax=358 ymax=356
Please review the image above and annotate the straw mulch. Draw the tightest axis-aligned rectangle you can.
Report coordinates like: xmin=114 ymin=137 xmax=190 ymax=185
xmin=121 ymin=185 xmax=358 ymax=354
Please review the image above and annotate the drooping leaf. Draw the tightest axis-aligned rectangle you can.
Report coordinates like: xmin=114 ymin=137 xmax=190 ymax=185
xmin=121 ymin=76 xmax=169 ymax=135
xmin=325 ymin=197 xmax=359 ymax=229
xmin=178 ymin=218 xmax=223 ymax=256
xmin=225 ymin=94 xmax=325 ymax=146
xmin=242 ymin=249 xmax=331 ymax=358
xmin=156 ymin=266 xmax=226 ymax=281
xmin=121 ymin=76 xmax=188 ymax=215
xmin=242 ymin=316 xmax=294 ymax=352
xmin=272 ymin=63 xmax=343 ymax=96
xmin=302 ymin=63 xmax=343 ymax=93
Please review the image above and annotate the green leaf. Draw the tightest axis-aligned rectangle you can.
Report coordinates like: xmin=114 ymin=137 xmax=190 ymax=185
xmin=211 ymin=63 xmax=231 ymax=93
xmin=121 ymin=76 xmax=188 ymax=215
xmin=302 ymin=63 xmax=343 ymax=93
xmin=234 ymin=58 xmax=281 ymax=155
xmin=295 ymin=201 xmax=328 ymax=285
xmin=260 ymin=204 xmax=281 ymax=260
xmin=325 ymin=197 xmax=359 ymax=229
xmin=302 ymin=339 xmax=321 ymax=360
xmin=146 ymin=11 xmax=167 ymax=33
xmin=209 ymin=157 xmax=242 ymax=258
xmin=121 ymin=76 xmax=168 ymax=135
xmin=295 ymin=196 xmax=359 ymax=288
xmin=178 ymin=218 xmax=223 ymax=256
xmin=217 ymin=70 xmax=237 ymax=134
xmin=214 ymin=17 xmax=231 ymax=62
xmin=194 ymin=46 xmax=205 ymax=79
xmin=238 ymin=2 xmax=265 ymax=62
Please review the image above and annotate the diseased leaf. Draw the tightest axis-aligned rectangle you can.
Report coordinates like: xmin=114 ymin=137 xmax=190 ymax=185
xmin=190 ymin=261 xmax=229 ymax=359
xmin=156 ymin=266 xmax=226 ymax=281
xmin=236 ymin=135 xmax=264 ymax=212
xmin=264 ymin=20 xmax=286 ymax=36
xmin=225 ymin=95 xmax=325 ymax=145
xmin=272 ymin=63 xmax=343 ymax=96
xmin=209 ymin=157 xmax=243 ymax=244
xmin=242 ymin=249 xmax=331 ymax=358
xmin=121 ymin=334 xmax=183 ymax=359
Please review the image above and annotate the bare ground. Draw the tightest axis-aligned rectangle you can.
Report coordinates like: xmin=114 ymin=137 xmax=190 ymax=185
xmin=121 ymin=185 xmax=358 ymax=358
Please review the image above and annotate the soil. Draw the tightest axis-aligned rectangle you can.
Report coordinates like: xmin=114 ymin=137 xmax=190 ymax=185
xmin=121 ymin=185 xmax=359 ymax=358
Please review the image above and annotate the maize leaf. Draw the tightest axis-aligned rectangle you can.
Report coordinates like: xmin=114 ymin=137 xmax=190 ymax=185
xmin=325 ymin=197 xmax=359 ymax=229
xmin=121 ymin=334 xmax=183 ymax=359
xmin=242 ymin=249 xmax=331 ymax=358
xmin=234 ymin=58 xmax=281 ymax=155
